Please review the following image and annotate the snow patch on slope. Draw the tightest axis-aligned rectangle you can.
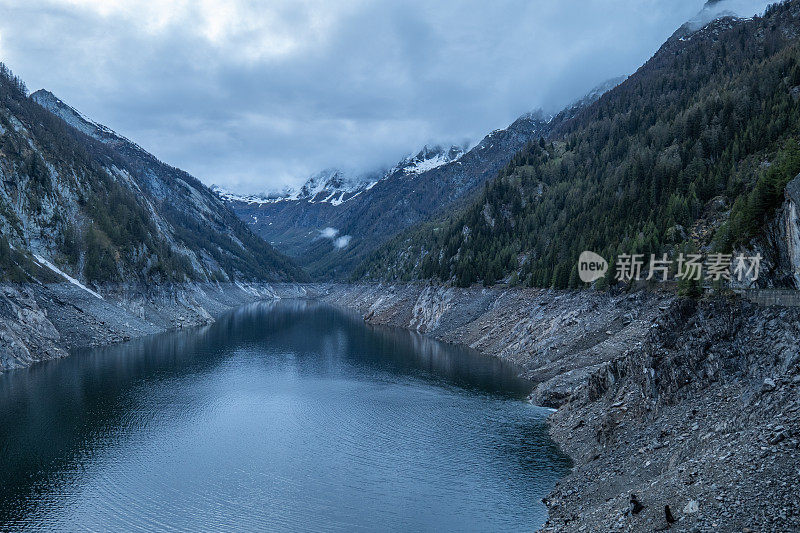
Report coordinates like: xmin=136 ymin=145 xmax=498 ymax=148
xmin=394 ymin=145 xmax=466 ymax=176
xmin=33 ymin=254 xmax=103 ymax=299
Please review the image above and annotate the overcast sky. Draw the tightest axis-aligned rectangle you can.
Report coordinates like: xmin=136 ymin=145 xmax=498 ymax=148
xmin=0 ymin=0 xmax=771 ymax=193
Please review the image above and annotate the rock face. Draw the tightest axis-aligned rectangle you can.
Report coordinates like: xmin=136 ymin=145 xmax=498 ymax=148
xmin=541 ymin=298 xmax=800 ymax=532
xmin=783 ymin=176 xmax=800 ymax=286
xmin=735 ymin=174 xmax=800 ymax=289
xmin=318 ymin=283 xmax=800 ymax=532
xmin=766 ymin=174 xmax=800 ymax=287
xmin=0 ymin=285 xmax=65 ymax=369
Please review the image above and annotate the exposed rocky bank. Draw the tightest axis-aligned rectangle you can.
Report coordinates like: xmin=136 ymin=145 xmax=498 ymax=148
xmin=316 ymin=283 xmax=800 ymax=532
xmin=0 ymin=282 xmax=309 ymax=372
xmin=2 ymin=280 xmax=797 ymax=531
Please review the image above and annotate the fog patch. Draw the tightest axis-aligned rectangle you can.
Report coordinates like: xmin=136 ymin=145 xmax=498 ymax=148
xmin=333 ymin=235 xmax=352 ymax=249
xmin=317 ymin=227 xmax=351 ymax=249
xmin=319 ymin=227 xmax=339 ymax=239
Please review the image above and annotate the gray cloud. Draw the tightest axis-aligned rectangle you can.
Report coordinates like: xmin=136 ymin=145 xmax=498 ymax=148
xmin=0 ymin=0 xmax=772 ymax=193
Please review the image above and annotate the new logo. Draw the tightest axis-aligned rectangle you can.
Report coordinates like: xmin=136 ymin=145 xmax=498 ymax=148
xmin=578 ymin=251 xmax=608 ymax=283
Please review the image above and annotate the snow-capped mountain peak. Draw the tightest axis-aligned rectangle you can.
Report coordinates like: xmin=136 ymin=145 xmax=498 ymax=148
xmin=210 ymin=185 xmax=272 ymax=205
xmin=394 ymin=144 xmax=467 ymax=176
xmin=296 ymin=168 xmax=367 ymax=201
xmin=214 ymin=143 xmax=468 ymax=207
xmin=212 ymin=168 xmax=379 ymax=206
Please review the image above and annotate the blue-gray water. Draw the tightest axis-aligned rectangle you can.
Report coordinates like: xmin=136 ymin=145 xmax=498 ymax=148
xmin=0 ymin=300 xmax=570 ymax=531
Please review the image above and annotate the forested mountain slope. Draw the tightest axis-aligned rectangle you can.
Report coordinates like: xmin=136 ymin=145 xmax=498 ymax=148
xmin=356 ymin=1 xmax=800 ymax=288
xmin=0 ymin=67 xmax=305 ymax=287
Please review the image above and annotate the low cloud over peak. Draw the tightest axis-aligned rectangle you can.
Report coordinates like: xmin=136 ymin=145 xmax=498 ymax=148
xmin=0 ymin=0 xmax=772 ymax=193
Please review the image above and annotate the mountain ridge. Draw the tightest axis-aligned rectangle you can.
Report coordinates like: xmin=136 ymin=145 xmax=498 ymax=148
xmin=212 ymin=142 xmax=468 ymax=207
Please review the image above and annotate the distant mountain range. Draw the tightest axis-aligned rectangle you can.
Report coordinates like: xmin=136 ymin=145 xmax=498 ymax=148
xmin=212 ymin=143 xmax=467 ymax=208
xmin=214 ymin=84 xmax=624 ymax=279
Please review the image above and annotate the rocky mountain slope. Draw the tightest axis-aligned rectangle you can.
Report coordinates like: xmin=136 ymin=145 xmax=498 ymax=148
xmin=0 ymin=281 xmax=310 ymax=372
xmin=0 ymin=72 xmax=304 ymax=290
xmin=541 ymin=296 xmax=799 ymax=532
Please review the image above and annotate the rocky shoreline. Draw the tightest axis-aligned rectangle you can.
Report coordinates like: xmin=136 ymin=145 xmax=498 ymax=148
xmin=316 ymin=283 xmax=800 ymax=532
xmin=1 ymin=280 xmax=797 ymax=531
xmin=0 ymin=281 xmax=310 ymax=372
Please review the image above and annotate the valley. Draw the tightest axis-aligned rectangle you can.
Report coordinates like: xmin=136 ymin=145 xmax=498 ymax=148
xmin=1 ymin=1 xmax=800 ymax=531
